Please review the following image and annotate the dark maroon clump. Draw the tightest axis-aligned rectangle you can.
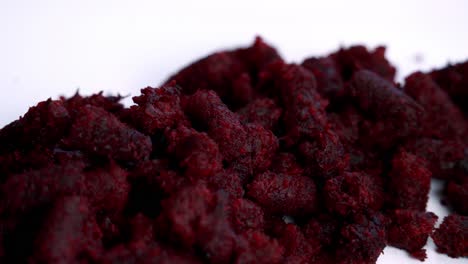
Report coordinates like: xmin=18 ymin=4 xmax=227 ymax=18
xmin=324 ymin=171 xmax=384 ymax=216
xmin=125 ymin=84 xmax=189 ymax=134
xmin=330 ymin=45 xmax=396 ymax=81
xmin=388 ymin=150 xmax=432 ymax=210
xmin=346 ymin=70 xmax=423 ymax=149
xmin=387 ymin=209 xmax=438 ymax=260
xmin=234 ymin=230 xmax=284 ymax=264
xmin=404 ymin=72 xmax=468 ymax=140
xmin=64 ymin=105 xmax=152 ymax=163
xmin=269 ymin=152 xmax=304 ymax=176
xmin=61 ymin=91 xmax=125 ymax=116
xmin=248 ymin=171 xmax=317 ymax=216
xmin=303 ymin=215 xmax=341 ymax=252
xmin=165 ymin=37 xmax=281 ymax=108
xmin=430 ymin=60 xmax=468 ymax=115
xmin=1 ymin=161 xmax=87 ymax=215
xmin=403 ymin=138 xmax=466 ymax=180
xmin=32 ymin=196 xmax=103 ymax=263
xmin=446 ymin=178 xmax=468 ymax=215
xmin=335 ymin=214 xmax=387 ymax=264
xmin=237 ymin=98 xmax=282 ymax=131
xmin=208 ymin=169 xmax=244 ymax=198
xmin=1 ymin=37 xmax=468 ymax=263
xmin=185 ymin=89 xmax=250 ymax=163
xmin=99 ymin=243 xmax=202 ymax=264
xmin=166 ymin=125 xmax=222 ymax=181
xmin=302 ymin=56 xmax=343 ymax=97
xmin=432 ymin=214 xmax=468 ymax=258
xmin=230 ymin=198 xmax=265 ymax=233
xmin=277 ymin=223 xmax=319 ymax=263
xmin=0 ymin=99 xmax=71 ymax=153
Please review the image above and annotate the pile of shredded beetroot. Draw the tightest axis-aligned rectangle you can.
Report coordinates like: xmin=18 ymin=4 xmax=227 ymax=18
xmin=1 ymin=38 xmax=468 ymax=263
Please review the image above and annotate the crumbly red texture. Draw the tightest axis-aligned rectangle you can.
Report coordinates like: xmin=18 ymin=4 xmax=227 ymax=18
xmin=336 ymin=214 xmax=387 ymax=264
xmin=1 ymin=37 xmax=467 ymax=263
xmin=446 ymin=178 xmax=468 ymax=215
xmin=166 ymin=125 xmax=222 ymax=181
xmin=388 ymin=150 xmax=432 ymax=211
xmin=324 ymin=171 xmax=384 ymax=217
xmin=248 ymin=171 xmax=317 ymax=216
xmin=432 ymin=214 xmax=468 ymax=258
xmin=430 ymin=61 xmax=468 ymax=116
xmin=404 ymin=72 xmax=468 ymax=140
xmin=301 ymin=56 xmax=343 ymax=97
xmin=124 ymin=85 xmax=189 ymax=134
xmin=32 ymin=196 xmax=103 ymax=263
xmin=64 ymin=105 xmax=152 ymax=163
xmin=346 ymin=70 xmax=423 ymax=149
xmin=237 ymin=98 xmax=282 ymax=131
xmin=0 ymin=99 xmax=71 ymax=154
xmin=403 ymin=138 xmax=466 ymax=180
xmin=387 ymin=209 xmax=438 ymax=260
xmin=331 ymin=46 xmax=396 ymax=81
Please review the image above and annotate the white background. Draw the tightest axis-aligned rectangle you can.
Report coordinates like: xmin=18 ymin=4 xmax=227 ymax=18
xmin=1 ymin=0 xmax=467 ymax=263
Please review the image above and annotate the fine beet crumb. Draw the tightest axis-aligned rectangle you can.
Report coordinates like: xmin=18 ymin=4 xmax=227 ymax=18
xmin=64 ymin=105 xmax=152 ymax=163
xmin=1 ymin=37 xmax=468 ymax=263
xmin=432 ymin=214 xmax=468 ymax=258
xmin=446 ymin=178 xmax=468 ymax=215
xmin=430 ymin=61 xmax=468 ymax=116
xmin=388 ymin=150 xmax=432 ymax=211
xmin=387 ymin=209 xmax=438 ymax=260
xmin=247 ymin=171 xmax=318 ymax=216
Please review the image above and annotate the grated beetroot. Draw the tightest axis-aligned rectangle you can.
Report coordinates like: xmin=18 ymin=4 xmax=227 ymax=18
xmin=432 ymin=214 xmax=468 ymax=258
xmin=387 ymin=209 xmax=438 ymax=260
xmin=0 ymin=37 xmax=467 ymax=263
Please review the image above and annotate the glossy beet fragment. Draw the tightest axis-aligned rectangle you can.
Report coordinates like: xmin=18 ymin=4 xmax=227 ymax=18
xmin=1 ymin=37 xmax=468 ymax=263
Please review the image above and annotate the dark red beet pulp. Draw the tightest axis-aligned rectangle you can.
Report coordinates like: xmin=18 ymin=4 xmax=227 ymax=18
xmin=1 ymin=37 xmax=468 ymax=263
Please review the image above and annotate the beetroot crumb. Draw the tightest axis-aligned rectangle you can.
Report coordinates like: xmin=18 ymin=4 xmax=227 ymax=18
xmin=430 ymin=60 xmax=468 ymax=115
xmin=331 ymin=45 xmax=396 ymax=81
xmin=403 ymin=138 xmax=465 ymax=180
xmin=446 ymin=179 xmax=468 ymax=215
xmin=303 ymin=215 xmax=341 ymax=251
xmin=324 ymin=171 xmax=384 ymax=216
xmin=230 ymin=198 xmax=265 ymax=233
xmin=388 ymin=150 xmax=432 ymax=210
xmin=208 ymin=169 xmax=244 ymax=198
xmin=64 ymin=105 xmax=152 ymax=162
xmin=99 ymin=244 xmax=202 ymax=264
xmin=432 ymin=214 xmax=468 ymax=258
xmin=404 ymin=72 xmax=468 ymax=140
xmin=234 ymin=231 xmax=284 ymax=264
xmin=387 ymin=209 xmax=438 ymax=260
xmin=33 ymin=196 xmax=103 ymax=263
xmin=127 ymin=85 xmax=188 ymax=134
xmin=166 ymin=125 xmax=222 ymax=181
xmin=270 ymin=152 xmax=304 ymax=176
xmin=248 ymin=171 xmax=317 ymax=216
xmin=185 ymin=89 xmax=249 ymax=162
xmin=0 ymin=99 xmax=71 ymax=153
xmin=302 ymin=56 xmax=343 ymax=97
xmin=347 ymin=70 xmax=423 ymax=148
xmin=277 ymin=224 xmax=318 ymax=261
xmin=1 ymin=161 xmax=87 ymax=214
xmin=237 ymin=98 xmax=282 ymax=131
xmin=2 ymin=37 xmax=468 ymax=263
xmin=336 ymin=214 xmax=387 ymax=264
